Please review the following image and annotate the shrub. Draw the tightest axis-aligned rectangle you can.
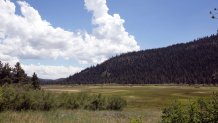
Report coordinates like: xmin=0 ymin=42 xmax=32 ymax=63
xmin=1 ymin=85 xmax=17 ymax=110
xmin=57 ymin=93 xmax=79 ymax=110
xmin=84 ymin=94 xmax=106 ymax=110
xmin=0 ymin=85 xmax=127 ymax=111
xmin=161 ymin=100 xmax=185 ymax=123
xmin=0 ymin=87 xmax=3 ymax=111
xmin=0 ymin=85 xmax=55 ymax=111
xmin=60 ymin=93 xmax=127 ymax=111
xmin=106 ymin=96 xmax=127 ymax=110
xmin=76 ymin=93 xmax=89 ymax=109
xmin=42 ymin=92 xmax=55 ymax=110
xmin=161 ymin=93 xmax=218 ymax=123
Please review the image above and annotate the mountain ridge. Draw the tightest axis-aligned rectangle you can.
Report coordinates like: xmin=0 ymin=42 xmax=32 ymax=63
xmin=57 ymin=34 xmax=218 ymax=84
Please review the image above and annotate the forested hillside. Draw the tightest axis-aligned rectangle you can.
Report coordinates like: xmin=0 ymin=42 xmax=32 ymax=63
xmin=63 ymin=34 xmax=218 ymax=84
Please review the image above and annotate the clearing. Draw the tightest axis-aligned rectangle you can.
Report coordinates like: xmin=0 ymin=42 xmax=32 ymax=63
xmin=0 ymin=85 xmax=217 ymax=123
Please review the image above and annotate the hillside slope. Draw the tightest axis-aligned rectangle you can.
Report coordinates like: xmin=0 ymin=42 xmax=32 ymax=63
xmin=64 ymin=34 xmax=218 ymax=84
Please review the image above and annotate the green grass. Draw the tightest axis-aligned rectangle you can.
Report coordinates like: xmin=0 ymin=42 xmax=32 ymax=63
xmin=0 ymin=85 xmax=217 ymax=123
xmin=42 ymin=85 xmax=218 ymax=109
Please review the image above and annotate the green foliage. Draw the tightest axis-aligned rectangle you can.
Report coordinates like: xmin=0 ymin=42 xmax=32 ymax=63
xmin=57 ymin=93 xmax=80 ymax=110
xmin=57 ymin=93 xmax=126 ymax=111
xmin=161 ymin=93 xmax=218 ymax=123
xmin=105 ymin=96 xmax=127 ymax=110
xmin=0 ymin=85 xmax=17 ymax=110
xmin=31 ymin=72 xmax=40 ymax=90
xmin=84 ymin=94 xmax=106 ymax=110
xmin=0 ymin=61 xmax=42 ymax=90
xmin=0 ymin=85 xmax=54 ymax=111
xmin=0 ymin=63 xmax=12 ymax=85
xmin=161 ymin=100 xmax=185 ymax=123
xmin=12 ymin=62 xmax=28 ymax=84
xmin=186 ymin=102 xmax=199 ymax=123
xmin=0 ymin=85 xmax=127 ymax=111
xmin=2 ymin=77 xmax=12 ymax=84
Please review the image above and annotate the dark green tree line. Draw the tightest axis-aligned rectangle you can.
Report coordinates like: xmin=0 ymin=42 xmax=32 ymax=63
xmin=0 ymin=61 xmax=40 ymax=89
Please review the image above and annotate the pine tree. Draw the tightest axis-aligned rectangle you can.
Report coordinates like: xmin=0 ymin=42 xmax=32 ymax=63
xmin=12 ymin=62 xmax=28 ymax=83
xmin=31 ymin=72 xmax=40 ymax=89
xmin=0 ymin=63 xmax=12 ymax=85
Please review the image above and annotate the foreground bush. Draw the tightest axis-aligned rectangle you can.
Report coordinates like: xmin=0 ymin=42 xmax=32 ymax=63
xmin=0 ymin=84 xmax=55 ymax=111
xmin=57 ymin=93 xmax=127 ymax=111
xmin=161 ymin=93 xmax=218 ymax=123
xmin=0 ymin=85 xmax=126 ymax=111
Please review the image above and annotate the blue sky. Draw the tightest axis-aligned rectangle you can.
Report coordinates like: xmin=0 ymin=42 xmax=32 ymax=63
xmin=1 ymin=0 xmax=218 ymax=79
xmin=18 ymin=0 xmax=218 ymax=48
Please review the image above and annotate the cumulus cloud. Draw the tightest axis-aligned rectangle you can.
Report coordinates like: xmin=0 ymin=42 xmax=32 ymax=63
xmin=22 ymin=64 xmax=82 ymax=79
xmin=0 ymin=0 xmax=140 ymax=79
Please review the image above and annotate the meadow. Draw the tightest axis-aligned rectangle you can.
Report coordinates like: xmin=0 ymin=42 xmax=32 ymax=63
xmin=0 ymin=85 xmax=217 ymax=123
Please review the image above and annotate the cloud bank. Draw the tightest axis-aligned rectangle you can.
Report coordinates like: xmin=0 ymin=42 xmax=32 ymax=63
xmin=0 ymin=0 xmax=140 ymax=79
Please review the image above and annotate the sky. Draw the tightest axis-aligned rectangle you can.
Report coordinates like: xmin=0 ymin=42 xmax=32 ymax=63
xmin=0 ymin=0 xmax=218 ymax=79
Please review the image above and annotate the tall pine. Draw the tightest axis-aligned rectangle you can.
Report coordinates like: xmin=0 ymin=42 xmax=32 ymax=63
xmin=12 ymin=62 xmax=28 ymax=83
xmin=31 ymin=72 xmax=40 ymax=89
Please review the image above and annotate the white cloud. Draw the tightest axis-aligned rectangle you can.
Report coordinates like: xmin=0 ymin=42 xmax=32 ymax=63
xmin=0 ymin=0 xmax=140 ymax=79
xmin=22 ymin=64 xmax=82 ymax=79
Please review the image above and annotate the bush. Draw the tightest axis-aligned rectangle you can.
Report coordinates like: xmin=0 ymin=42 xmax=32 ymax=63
xmin=0 ymin=85 xmax=17 ymax=110
xmin=63 ymin=93 xmax=127 ymax=111
xmin=0 ymin=85 xmax=127 ymax=111
xmin=77 ymin=93 xmax=127 ymax=111
xmin=57 ymin=93 xmax=79 ymax=110
xmin=84 ymin=94 xmax=106 ymax=110
xmin=0 ymin=85 xmax=55 ymax=111
xmin=161 ymin=93 xmax=218 ymax=123
xmin=106 ymin=96 xmax=127 ymax=110
xmin=161 ymin=100 xmax=186 ymax=123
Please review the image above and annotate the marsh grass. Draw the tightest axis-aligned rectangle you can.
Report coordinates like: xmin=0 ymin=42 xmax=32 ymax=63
xmin=42 ymin=85 xmax=218 ymax=109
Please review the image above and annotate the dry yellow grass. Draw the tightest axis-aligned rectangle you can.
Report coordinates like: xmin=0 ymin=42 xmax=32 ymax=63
xmin=0 ymin=109 xmax=161 ymax=123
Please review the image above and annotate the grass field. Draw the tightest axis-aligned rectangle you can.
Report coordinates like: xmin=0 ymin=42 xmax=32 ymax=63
xmin=42 ymin=85 xmax=218 ymax=109
xmin=0 ymin=85 xmax=217 ymax=123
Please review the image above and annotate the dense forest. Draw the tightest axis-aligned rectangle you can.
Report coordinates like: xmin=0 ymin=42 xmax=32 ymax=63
xmin=60 ymin=34 xmax=218 ymax=85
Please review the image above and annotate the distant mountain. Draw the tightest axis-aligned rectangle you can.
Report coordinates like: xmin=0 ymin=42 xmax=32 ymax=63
xmin=63 ymin=34 xmax=218 ymax=84
xmin=39 ymin=78 xmax=65 ymax=85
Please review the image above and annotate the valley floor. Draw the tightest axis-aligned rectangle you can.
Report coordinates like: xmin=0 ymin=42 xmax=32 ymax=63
xmin=0 ymin=85 xmax=217 ymax=123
